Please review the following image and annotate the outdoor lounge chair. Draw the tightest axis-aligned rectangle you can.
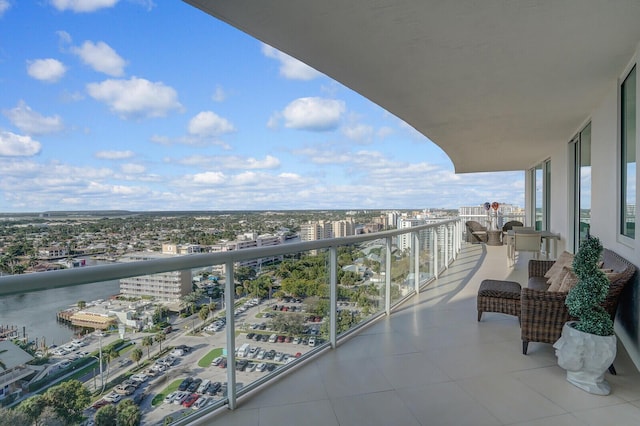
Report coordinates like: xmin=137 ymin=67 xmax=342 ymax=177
xmin=465 ymin=221 xmax=488 ymax=243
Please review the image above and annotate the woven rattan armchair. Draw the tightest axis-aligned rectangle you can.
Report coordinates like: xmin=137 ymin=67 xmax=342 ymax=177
xmin=465 ymin=220 xmax=488 ymax=243
xmin=521 ymin=249 xmax=636 ymax=359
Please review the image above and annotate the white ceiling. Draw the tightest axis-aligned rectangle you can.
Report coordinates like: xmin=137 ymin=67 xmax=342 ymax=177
xmin=184 ymin=0 xmax=640 ymax=173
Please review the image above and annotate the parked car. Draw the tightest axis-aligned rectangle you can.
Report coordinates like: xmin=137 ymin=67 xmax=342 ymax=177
xmin=255 ymin=362 xmax=267 ymax=372
xmin=114 ymin=384 xmax=135 ymax=395
xmin=206 ymin=382 xmax=221 ymax=395
xmin=103 ymin=393 xmax=121 ymax=403
xmin=187 ymin=378 xmax=202 ymax=393
xmin=178 ymin=377 xmax=193 ymax=391
xmin=182 ymin=393 xmax=200 ymax=408
xmin=92 ymin=399 xmax=111 ymax=409
xmin=192 ymin=396 xmax=210 ymax=409
xmin=211 ymin=356 xmax=223 ymax=366
xmin=172 ymin=391 xmax=189 ymax=405
xmin=308 ymin=336 xmax=316 ymax=347
xmin=130 ymin=373 xmax=148 ymax=383
xmin=164 ymin=391 xmax=178 ymax=404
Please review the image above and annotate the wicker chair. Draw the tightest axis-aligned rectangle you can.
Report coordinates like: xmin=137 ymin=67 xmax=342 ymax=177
xmin=465 ymin=220 xmax=488 ymax=243
xmin=521 ymin=248 xmax=636 ymax=360
xmin=502 ymin=220 xmax=523 ymax=233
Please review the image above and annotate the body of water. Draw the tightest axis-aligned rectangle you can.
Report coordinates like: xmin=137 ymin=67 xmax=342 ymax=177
xmin=0 ymin=259 xmax=120 ymax=347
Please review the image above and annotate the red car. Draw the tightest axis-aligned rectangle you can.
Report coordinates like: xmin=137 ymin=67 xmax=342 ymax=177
xmin=92 ymin=399 xmax=111 ymax=410
xmin=182 ymin=393 xmax=200 ymax=408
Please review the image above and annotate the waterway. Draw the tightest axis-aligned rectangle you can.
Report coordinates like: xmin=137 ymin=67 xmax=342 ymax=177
xmin=0 ymin=259 xmax=119 ymax=347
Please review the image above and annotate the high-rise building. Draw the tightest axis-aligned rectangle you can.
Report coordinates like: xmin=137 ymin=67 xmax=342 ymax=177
xmin=119 ymin=252 xmax=192 ymax=302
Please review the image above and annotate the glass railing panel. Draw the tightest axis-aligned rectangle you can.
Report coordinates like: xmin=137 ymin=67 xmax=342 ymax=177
xmin=419 ymin=227 xmax=435 ymax=287
xmin=335 ymin=241 xmax=385 ymax=338
xmin=386 ymin=236 xmax=410 ymax=307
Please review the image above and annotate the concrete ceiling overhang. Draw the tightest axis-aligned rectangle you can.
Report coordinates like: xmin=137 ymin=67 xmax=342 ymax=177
xmin=184 ymin=0 xmax=640 ymax=173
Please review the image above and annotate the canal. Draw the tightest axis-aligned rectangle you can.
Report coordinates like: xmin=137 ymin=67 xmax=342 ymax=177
xmin=0 ymin=260 xmax=119 ymax=347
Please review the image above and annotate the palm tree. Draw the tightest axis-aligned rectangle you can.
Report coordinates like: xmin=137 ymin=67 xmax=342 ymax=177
xmin=141 ymin=336 xmax=153 ymax=359
xmin=104 ymin=348 xmax=119 ymax=382
xmin=130 ymin=348 xmax=143 ymax=367
xmin=154 ymin=333 xmax=166 ymax=353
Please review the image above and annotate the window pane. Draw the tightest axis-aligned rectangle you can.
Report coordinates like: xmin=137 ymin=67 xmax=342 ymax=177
xmin=535 ymin=164 xmax=543 ymax=231
xmin=579 ymin=124 xmax=591 ymax=244
xmin=621 ymin=66 xmax=636 ymax=239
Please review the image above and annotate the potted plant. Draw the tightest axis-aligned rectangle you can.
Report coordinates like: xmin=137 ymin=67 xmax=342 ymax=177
xmin=553 ymin=235 xmax=617 ymax=395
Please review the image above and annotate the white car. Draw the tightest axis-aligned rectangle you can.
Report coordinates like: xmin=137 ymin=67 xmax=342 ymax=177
xmin=164 ymin=391 xmax=178 ymax=403
xmin=308 ymin=336 xmax=316 ymax=347
xmin=255 ymin=362 xmax=267 ymax=372
xmin=130 ymin=373 xmax=148 ymax=383
xmin=211 ymin=356 xmax=223 ymax=366
xmin=192 ymin=396 xmax=210 ymax=409
xmin=256 ymin=349 xmax=266 ymax=360
xmin=170 ymin=349 xmax=184 ymax=357
xmin=173 ymin=391 xmax=189 ymax=405
xmin=103 ymin=393 xmax=121 ymax=403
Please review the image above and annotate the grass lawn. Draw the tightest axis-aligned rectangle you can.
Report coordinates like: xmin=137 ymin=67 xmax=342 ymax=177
xmin=198 ymin=347 xmax=224 ymax=368
xmin=151 ymin=379 xmax=182 ymax=406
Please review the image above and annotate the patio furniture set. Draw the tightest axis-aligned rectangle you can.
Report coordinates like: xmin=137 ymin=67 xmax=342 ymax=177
xmin=477 ymin=248 xmax=636 ymax=366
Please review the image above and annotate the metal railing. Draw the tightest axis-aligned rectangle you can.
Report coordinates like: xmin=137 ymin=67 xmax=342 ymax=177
xmin=0 ymin=218 xmax=462 ymax=424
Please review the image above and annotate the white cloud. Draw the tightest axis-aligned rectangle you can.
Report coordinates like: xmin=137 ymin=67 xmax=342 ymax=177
xmin=0 ymin=0 xmax=10 ymax=16
xmin=50 ymin=0 xmax=119 ymax=13
xmin=212 ymin=85 xmax=226 ymax=102
xmin=26 ymin=58 xmax=67 ymax=83
xmin=192 ymin=171 xmax=226 ymax=184
xmin=95 ymin=150 xmax=135 ymax=160
xmin=176 ymin=154 xmax=280 ymax=170
xmin=72 ymin=40 xmax=126 ymax=76
xmin=261 ymin=44 xmax=322 ymax=81
xmin=188 ymin=111 xmax=235 ymax=137
xmin=86 ymin=76 xmax=182 ymax=119
xmin=281 ymin=97 xmax=345 ymax=131
xmin=3 ymin=101 xmax=64 ymax=135
xmin=0 ymin=131 xmax=42 ymax=156
xmin=120 ymin=163 xmax=145 ymax=174
xmin=342 ymin=123 xmax=374 ymax=144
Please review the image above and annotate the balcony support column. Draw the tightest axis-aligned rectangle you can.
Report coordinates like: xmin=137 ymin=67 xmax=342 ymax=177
xmin=329 ymin=246 xmax=337 ymax=348
xmin=413 ymin=232 xmax=420 ymax=294
xmin=385 ymin=238 xmax=392 ymax=315
xmin=224 ymin=260 xmax=237 ymax=410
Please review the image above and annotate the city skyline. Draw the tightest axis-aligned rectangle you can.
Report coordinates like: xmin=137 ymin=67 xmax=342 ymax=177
xmin=0 ymin=1 xmax=524 ymax=213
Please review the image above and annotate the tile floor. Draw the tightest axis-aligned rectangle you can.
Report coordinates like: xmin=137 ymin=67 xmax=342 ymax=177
xmin=192 ymin=243 xmax=640 ymax=426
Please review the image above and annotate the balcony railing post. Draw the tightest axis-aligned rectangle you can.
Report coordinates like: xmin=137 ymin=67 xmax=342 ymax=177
xmin=329 ymin=246 xmax=337 ymax=349
xmin=385 ymin=237 xmax=392 ymax=315
xmin=433 ymin=228 xmax=439 ymax=279
xmin=224 ymin=260 xmax=237 ymax=410
xmin=413 ymin=231 xmax=420 ymax=294
xmin=444 ymin=225 xmax=449 ymax=268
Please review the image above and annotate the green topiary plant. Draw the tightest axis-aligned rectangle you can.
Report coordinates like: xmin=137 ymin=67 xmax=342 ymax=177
xmin=565 ymin=235 xmax=613 ymax=336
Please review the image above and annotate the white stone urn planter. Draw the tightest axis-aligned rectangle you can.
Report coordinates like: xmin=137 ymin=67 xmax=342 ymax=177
xmin=554 ymin=321 xmax=617 ymax=395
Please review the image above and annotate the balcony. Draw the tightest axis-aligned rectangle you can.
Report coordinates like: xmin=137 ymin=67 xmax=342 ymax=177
xmin=2 ymin=221 xmax=639 ymax=425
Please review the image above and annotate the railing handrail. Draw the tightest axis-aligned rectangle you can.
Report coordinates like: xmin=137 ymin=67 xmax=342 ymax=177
xmin=0 ymin=219 xmax=460 ymax=296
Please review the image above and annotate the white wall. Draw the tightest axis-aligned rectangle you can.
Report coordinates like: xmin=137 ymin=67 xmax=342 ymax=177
xmin=528 ymin=47 xmax=640 ymax=370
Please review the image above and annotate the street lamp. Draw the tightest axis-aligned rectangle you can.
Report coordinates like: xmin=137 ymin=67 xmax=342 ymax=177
xmin=90 ymin=333 xmax=104 ymax=393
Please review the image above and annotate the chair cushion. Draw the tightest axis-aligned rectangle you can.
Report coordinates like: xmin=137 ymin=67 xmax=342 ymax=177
xmin=544 ymin=251 xmax=574 ymax=283
xmin=548 ymin=266 xmax=571 ymax=292
xmin=558 ymin=267 xmax=579 ymax=292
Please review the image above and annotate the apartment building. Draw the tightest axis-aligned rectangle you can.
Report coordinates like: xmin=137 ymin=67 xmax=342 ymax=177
xmin=118 ymin=252 xmax=192 ymax=302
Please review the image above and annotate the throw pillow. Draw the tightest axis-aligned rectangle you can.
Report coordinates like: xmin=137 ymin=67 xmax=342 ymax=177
xmin=548 ymin=266 xmax=571 ymax=292
xmin=544 ymin=251 xmax=575 ymax=283
xmin=559 ymin=267 xmax=579 ymax=292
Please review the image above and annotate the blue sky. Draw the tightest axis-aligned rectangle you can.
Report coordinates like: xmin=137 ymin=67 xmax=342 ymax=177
xmin=0 ymin=0 xmax=524 ymax=213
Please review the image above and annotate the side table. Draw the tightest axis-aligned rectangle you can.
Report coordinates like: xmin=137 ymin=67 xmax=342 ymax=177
xmin=486 ymin=229 xmax=502 ymax=246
